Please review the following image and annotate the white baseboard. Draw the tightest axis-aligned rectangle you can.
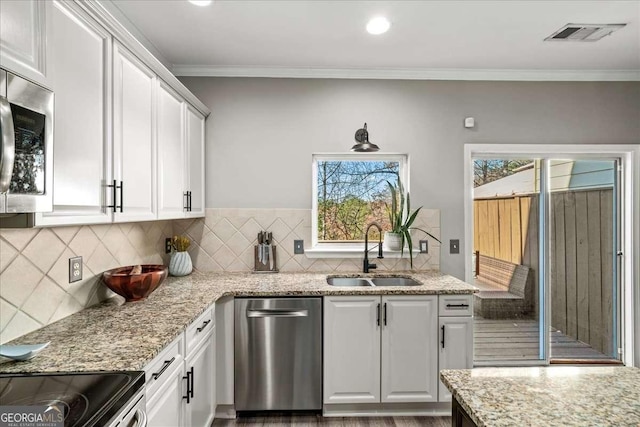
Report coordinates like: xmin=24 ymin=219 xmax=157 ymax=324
xmin=323 ymin=402 xmax=451 ymax=417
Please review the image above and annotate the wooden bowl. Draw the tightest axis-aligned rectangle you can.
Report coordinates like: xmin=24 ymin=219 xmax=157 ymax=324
xmin=102 ymin=265 xmax=168 ymax=302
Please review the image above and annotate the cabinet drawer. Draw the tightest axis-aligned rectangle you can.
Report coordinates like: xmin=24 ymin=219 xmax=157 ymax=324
xmin=145 ymin=334 xmax=184 ymax=399
xmin=186 ymin=305 xmax=215 ymax=356
xmin=439 ymin=295 xmax=473 ymax=317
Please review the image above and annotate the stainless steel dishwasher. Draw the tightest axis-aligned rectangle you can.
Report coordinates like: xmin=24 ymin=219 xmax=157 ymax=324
xmin=235 ymin=297 xmax=322 ymax=412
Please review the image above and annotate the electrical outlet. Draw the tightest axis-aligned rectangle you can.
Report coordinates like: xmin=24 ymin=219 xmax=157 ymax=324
xmin=293 ymin=240 xmax=304 ymax=254
xmin=450 ymin=239 xmax=460 ymax=254
xmin=69 ymin=256 xmax=82 ymax=283
xmin=165 ymin=238 xmax=172 ymax=254
xmin=419 ymin=240 xmax=428 ymax=254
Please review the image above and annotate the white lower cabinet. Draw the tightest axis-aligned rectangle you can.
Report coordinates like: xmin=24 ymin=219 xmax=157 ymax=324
xmin=145 ymin=334 xmax=185 ymax=427
xmin=323 ymin=296 xmax=380 ymax=404
xmin=184 ymin=310 xmax=216 ymax=427
xmin=324 ymin=295 xmax=438 ymax=406
xmin=145 ymin=307 xmax=216 ymax=427
xmin=438 ymin=294 xmax=474 ymax=403
xmin=381 ymin=296 xmax=438 ymax=403
xmin=438 ymin=316 xmax=473 ymax=402
xmin=147 ymin=360 xmax=185 ymax=427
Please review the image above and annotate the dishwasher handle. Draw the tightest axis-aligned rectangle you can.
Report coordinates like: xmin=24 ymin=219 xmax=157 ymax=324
xmin=247 ymin=308 xmax=308 ymax=318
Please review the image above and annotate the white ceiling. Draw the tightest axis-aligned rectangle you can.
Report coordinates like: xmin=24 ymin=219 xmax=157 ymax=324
xmin=108 ymin=0 xmax=640 ymax=80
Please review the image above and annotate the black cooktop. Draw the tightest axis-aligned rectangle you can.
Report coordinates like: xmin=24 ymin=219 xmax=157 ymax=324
xmin=0 ymin=371 xmax=144 ymax=427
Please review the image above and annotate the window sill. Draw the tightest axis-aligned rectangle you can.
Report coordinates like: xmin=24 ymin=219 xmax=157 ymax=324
xmin=305 ymin=245 xmax=420 ymax=259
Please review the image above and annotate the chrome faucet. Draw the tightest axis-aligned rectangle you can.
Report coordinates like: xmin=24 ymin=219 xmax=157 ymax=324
xmin=363 ymin=222 xmax=384 ymax=273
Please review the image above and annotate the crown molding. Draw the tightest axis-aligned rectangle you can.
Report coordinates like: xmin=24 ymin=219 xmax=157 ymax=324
xmin=80 ymin=0 xmax=210 ymax=116
xmin=172 ymin=65 xmax=640 ymax=82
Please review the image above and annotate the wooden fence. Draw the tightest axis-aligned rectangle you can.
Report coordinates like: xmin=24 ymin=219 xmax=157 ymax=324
xmin=473 ymin=189 xmax=614 ymax=356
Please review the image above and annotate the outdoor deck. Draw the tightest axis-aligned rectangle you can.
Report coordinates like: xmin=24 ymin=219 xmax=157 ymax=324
xmin=474 ymin=317 xmax=614 ymax=361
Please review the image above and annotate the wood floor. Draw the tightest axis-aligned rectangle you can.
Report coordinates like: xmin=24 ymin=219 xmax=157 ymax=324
xmin=213 ymin=415 xmax=451 ymax=426
xmin=474 ymin=317 xmax=613 ymax=361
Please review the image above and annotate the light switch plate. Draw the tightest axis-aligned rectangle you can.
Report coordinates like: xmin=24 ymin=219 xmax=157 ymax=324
xmin=294 ymin=240 xmax=304 ymax=254
xmin=450 ymin=239 xmax=460 ymax=254
xmin=165 ymin=238 xmax=172 ymax=254
xmin=419 ymin=240 xmax=428 ymax=253
xmin=69 ymin=256 xmax=82 ymax=283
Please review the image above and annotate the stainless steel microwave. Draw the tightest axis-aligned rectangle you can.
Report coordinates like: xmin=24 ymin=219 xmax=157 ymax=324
xmin=0 ymin=68 xmax=53 ymax=216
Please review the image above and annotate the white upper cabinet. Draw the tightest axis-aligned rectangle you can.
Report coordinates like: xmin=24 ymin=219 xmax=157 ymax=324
xmin=3 ymin=0 xmax=208 ymax=227
xmin=157 ymin=82 xmax=187 ymax=220
xmin=0 ymin=0 xmax=51 ymax=87
xmin=185 ymin=105 xmax=205 ymax=217
xmin=113 ymin=42 xmax=156 ymax=223
xmin=323 ymin=296 xmax=381 ymax=404
xmin=381 ymin=295 xmax=438 ymax=403
xmin=37 ymin=1 xmax=112 ymax=226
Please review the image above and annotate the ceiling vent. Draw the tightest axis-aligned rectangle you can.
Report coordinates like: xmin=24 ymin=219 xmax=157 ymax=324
xmin=545 ymin=23 xmax=626 ymax=42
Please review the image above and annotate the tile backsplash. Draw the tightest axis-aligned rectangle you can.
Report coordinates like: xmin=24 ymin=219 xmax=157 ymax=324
xmin=0 ymin=208 xmax=439 ymax=343
xmin=0 ymin=221 xmax=172 ymax=343
xmin=174 ymin=208 xmax=440 ymax=274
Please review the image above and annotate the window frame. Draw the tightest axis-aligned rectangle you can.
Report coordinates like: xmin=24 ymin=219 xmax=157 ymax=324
xmin=309 ymin=152 xmax=410 ymax=257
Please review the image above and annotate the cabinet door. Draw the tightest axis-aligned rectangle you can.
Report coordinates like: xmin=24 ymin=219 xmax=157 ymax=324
xmin=439 ymin=317 xmax=474 ymax=402
xmin=323 ymin=296 xmax=380 ymax=404
xmin=147 ymin=363 xmax=185 ymax=427
xmin=381 ymin=295 xmax=438 ymax=403
xmin=37 ymin=1 xmax=112 ymax=226
xmin=0 ymin=0 xmax=51 ymax=87
xmin=113 ymin=42 xmax=156 ymax=222
xmin=186 ymin=328 xmax=216 ymax=427
xmin=185 ymin=105 xmax=205 ymax=218
xmin=157 ymin=81 xmax=186 ymax=220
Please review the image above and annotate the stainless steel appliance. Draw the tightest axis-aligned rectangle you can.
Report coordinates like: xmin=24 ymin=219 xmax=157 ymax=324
xmin=235 ymin=297 xmax=322 ymax=412
xmin=0 ymin=67 xmax=54 ymax=218
xmin=0 ymin=371 xmax=146 ymax=427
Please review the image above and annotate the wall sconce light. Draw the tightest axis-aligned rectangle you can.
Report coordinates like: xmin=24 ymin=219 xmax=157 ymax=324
xmin=351 ymin=123 xmax=380 ymax=152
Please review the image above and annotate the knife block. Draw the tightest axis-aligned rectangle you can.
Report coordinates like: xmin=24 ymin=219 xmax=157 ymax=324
xmin=253 ymin=246 xmax=278 ymax=273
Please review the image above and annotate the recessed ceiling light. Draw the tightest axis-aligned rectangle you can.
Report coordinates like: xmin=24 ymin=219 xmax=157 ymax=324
xmin=366 ymin=17 xmax=390 ymax=35
xmin=189 ymin=0 xmax=212 ymax=6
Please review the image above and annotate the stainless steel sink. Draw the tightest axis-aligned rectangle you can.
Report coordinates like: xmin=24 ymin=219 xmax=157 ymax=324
xmin=326 ymin=277 xmax=372 ymax=287
xmin=370 ymin=277 xmax=422 ymax=286
xmin=326 ymin=276 xmax=422 ymax=287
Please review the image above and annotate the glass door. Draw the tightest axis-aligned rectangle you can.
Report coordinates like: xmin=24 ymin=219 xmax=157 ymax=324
xmin=548 ymin=159 xmax=620 ymax=362
xmin=472 ymin=158 xmax=544 ymax=363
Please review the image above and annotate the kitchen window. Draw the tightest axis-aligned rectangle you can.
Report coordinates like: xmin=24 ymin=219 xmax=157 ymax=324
xmin=309 ymin=153 xmax=409 ymax=257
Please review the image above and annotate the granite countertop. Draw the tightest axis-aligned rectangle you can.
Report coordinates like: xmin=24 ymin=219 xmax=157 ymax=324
xmin=0 ymin=270 xmax=476 ymax=374
xmin=440 ymin=366 xmax=640 ymax=427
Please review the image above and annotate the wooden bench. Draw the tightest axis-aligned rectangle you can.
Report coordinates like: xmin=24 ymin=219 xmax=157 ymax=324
xmin=473 ymin=255 xmax=534 ymax=319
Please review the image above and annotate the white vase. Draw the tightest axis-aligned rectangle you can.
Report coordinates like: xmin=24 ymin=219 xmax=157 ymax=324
xmin=383 ymin=232 xmax=403 ymax=251
xmin=169 ymin=251 xmax=193 ymax=276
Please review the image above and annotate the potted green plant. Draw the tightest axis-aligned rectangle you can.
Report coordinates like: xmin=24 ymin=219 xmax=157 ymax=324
xmin=385 ymin=179 xmax=441 ymax=268
xmin=169 ymin=235 xmax=193 ymax=276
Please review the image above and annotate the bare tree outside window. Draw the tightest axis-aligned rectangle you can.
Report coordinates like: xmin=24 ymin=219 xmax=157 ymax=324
xmin=317 ymin=161 xmax=399 ymax=242
xmin=473 ymin=159 xmax=532 ymax=187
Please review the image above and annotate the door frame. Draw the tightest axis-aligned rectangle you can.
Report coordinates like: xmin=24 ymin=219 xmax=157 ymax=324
xmin=464 ymin=144 xmax=640 ymax=367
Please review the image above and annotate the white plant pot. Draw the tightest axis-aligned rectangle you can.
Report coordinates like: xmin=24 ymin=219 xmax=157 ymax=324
xmin=383 ymin=232 xmax=403 ymax=251
xmin=169 ymin=251 xmax=193 ymax=276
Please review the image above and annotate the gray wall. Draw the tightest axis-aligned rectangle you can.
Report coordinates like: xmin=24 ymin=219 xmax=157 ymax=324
xmin=179 ymin=77 xmax=640 ymax=279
